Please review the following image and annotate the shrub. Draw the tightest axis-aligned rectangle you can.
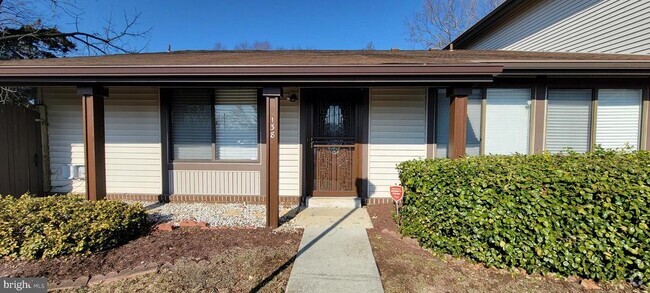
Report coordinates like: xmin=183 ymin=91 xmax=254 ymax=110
xmin=397 ymin=148 xmax=649 ymax=284
xmin=0 ymin=194 xmax=150 ymax=259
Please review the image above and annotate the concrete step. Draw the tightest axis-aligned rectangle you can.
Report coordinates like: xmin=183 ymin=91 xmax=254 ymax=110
xmin=306 ymin=197 xmax=361 ymax=209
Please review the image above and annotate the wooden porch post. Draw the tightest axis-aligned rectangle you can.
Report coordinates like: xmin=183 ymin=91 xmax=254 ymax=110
xmin=263 ymin=87 xmax=281 ymax=228
xmin=448 ymin=88 xmax=470 ymax=159
xmin=78 ymin=86 xmax=108 ymax=201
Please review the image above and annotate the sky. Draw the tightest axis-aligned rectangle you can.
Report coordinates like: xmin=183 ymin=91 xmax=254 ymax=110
xmin=39 ymin=0 xmax=426 ymax=53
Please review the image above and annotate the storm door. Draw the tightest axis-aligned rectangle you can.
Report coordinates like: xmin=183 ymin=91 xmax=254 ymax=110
xmin=310 ymin=91 xmax=359 ymax=196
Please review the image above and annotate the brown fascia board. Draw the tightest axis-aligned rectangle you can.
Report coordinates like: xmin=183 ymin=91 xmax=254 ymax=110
xmin=499 ymin=61 xmax=650 ymax=76
xmin=444 ymin=0 xmax=525 ymax=50
xmin=0 ymin=64 xmax=504 ymax=85
xmin=0 ymin=64 xmax=502 ymax=77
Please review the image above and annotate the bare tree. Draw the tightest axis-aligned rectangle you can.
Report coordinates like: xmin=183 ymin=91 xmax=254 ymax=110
xmin=213 ymin=42 xmax=226 ymax=50
xmin=0 ymin=0 xmax=150 ymax=104
xmin=406 ymin=0 xmax=504 ymax=49
xmin=362 ymin=41 xmax=375 ymax=50
xmin=233 ymin=40 xmax=272 ymax=50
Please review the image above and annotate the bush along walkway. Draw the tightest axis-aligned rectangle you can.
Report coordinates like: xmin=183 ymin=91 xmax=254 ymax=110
xmin=285 ymin=208 xmax=384 ymax=293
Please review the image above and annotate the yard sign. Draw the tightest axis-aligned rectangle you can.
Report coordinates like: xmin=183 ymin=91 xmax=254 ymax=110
xmin=390 ymin=185 xmax=403 ymax=220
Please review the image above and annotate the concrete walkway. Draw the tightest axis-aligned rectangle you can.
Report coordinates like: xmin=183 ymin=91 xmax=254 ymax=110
xmin=286 ymin=208 xmax=384 ymax=293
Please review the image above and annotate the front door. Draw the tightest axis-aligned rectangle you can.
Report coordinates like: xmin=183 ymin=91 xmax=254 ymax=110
xmin=307 ymin=89 xmax=361 ymax=197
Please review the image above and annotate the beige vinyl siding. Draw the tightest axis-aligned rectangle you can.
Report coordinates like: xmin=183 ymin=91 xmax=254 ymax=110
xmin=169 ymin=170 xmax=260 ymax=195
xmin=42 ymin=86 xmax=162 ymax=195
xmin=368 ymin=88 xmax=427 ymax=197
xmin=279 ymin=98 xmax=301 ymax=196
xmin=43 ymin=87 xmax=85 ymax=193
xmin=467 ymin=0 xmax=650 ymax=55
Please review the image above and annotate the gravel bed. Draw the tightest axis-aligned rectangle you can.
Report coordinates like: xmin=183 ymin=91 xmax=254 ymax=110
xmin=125 ymin=201 xmax=300 ymax=228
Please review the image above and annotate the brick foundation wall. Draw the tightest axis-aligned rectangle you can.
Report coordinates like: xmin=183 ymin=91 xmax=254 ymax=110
xmin=106 ymin=194 xmax=301 ymax=205
xmin=107 ymin=193 xmax=390 ymax=206
xmin=366 ymin=197 xmax=394 ymax=205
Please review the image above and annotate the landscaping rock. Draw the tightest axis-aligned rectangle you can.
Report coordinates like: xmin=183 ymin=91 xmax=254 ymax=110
xmin=580 ymin=279 xmax=601 ymax=290
xmin=131 ymin=202 xmax=298 ymax=228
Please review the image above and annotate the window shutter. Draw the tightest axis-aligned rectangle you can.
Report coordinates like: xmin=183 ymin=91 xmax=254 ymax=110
xmin=170 ymin=89 xmax=213 ymax=160
xmin=485 ymin=88 xmax=531 ymax=155
xmin=214 ymin=89 xmax=259 ymax=160
xmin=546 ymin=89 xmax=592 ymax=153
xmin=596 ymin=89 xmax=642 ymax=150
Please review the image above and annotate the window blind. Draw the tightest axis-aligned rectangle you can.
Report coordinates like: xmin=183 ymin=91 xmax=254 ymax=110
xmin=170 ymin=89 xmax=213 ymax=160
xmin=546 ymin=89 xmax=592 ymax=153
xmin=466 ymin=89 xmax=482 ymax=156
xmin=214 ymin=89 xmax=259 ymax=160
xmin=435 ymin=89 xmax=450 ymax=158
xmin=596 ymin=89 xmax=642 ymax=150
xmin=484 ymin=88 xmax=531 ymax=155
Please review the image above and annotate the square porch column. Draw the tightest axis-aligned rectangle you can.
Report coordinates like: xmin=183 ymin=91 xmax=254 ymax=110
xmin=78 ymin=86 xmax=108 ymax=201
xmin=263 ymin=87 xmax=281 ymax=228
xmin=448 ymin=88 xmax=471 ymax=159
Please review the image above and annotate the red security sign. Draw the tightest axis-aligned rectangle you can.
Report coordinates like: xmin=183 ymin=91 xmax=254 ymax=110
xmin=390 ymin=185 xmax=403 ymax=202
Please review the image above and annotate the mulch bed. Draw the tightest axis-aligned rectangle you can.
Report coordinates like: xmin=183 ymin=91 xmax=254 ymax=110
xmin=366 ymin=204 xmax=635 ymax=293
xmin=0 ymin=228 xmax=302 ymax=283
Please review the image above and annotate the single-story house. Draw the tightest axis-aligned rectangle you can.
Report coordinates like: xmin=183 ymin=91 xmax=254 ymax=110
xmin=1 ymin=49 xmax=650 ymax=226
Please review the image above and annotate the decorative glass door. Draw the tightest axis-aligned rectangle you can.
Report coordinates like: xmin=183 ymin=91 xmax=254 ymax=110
xmin=312 ymin=96 xmax=357 ymax=196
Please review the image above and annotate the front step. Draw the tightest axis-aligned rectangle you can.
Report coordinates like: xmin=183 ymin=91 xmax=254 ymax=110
xmin=306 ymin=197 xmax=361 ymax=209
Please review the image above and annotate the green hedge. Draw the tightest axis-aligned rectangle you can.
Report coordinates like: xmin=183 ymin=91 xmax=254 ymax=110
xmin=397 ymin=149 xmax=649 ymax=284
xmin=0 ymin=194 xmax=150 ymax=259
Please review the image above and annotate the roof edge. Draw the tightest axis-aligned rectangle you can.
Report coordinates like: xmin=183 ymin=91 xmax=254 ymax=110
xmin=443 ymin=0 xmax=524 ymax=50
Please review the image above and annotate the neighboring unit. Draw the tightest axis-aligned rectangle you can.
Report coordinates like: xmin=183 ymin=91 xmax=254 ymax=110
xmin=447 ymin=0 xmax=650 ymax=55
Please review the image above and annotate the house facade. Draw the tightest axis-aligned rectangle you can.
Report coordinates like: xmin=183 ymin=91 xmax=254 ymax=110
xmin=447 ymin=0 xmax=650 ymax=55
xmin=2 ymin=50 xmax=650 ymax=227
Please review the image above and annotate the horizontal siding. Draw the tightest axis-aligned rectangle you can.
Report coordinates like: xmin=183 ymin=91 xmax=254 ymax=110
xmin=467 ymin=0 xmax=650 ymax=55
xmin=170 ymin=170 xmax=260 ymax=195
xmin=42 ymin=87 xmax=85 ymax=194
xmin=279 ymin=98 xmax=301 ymax=196
xmin=368 ymin=88 xmax=427 ymax=197
xmin=42 ymin=86 xmax=162 ymax=195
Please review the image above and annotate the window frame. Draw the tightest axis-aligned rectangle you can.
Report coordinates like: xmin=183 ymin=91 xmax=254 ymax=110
xmin=166 ymin=87 xmax=263 ymax=164
xmin=545 ymin=86 xmax=644 ymax=152
xmin=482 ymin=87 xmax=535 ymax=155
xmin=432 ymin=86 xmax=536 ymax=158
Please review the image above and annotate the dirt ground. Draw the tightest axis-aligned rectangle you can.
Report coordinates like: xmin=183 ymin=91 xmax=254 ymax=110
xmin=0 ymin=228 xmax=302 ymax=291
xmin=366 ymin=204 xmax=637 ymax=293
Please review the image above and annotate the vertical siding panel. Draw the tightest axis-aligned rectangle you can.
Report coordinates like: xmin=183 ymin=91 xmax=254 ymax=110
xmin=169 ymin=170 xmax=261 ymax=196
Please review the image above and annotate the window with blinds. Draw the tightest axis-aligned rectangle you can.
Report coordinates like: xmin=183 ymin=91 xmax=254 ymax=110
xmin=435 ymin=88 xmax=483 ymax=158
xmin=214 ymin=89 xmax=259 ymax=160
xmin=170 ymin=89 xmax=213 ymax=160
xmin=169 ymin=88 xmax=259 ymax=161
xmin=484 ymin=88 xmax=531 ymax=155
xmin=596 ymin=89 xmax=642 ymax=150
xmin=546 ymin=89 xmax=592 ymax=153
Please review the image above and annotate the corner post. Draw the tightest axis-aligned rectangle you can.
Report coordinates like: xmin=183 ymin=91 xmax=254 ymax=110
xmin=78 ymin=86 xmax=107 ymax=201
xmin=263 ymin=87 xmax=281 ymax=228
xmin=448 ymin=88 xmax=470 ymax=159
